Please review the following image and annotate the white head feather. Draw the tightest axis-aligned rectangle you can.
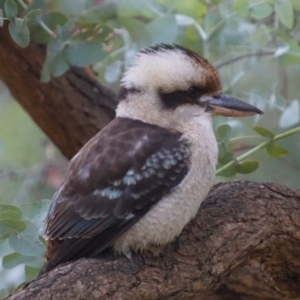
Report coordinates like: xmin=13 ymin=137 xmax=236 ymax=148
xmin=121 ymin=44 xmax=221 ymax=93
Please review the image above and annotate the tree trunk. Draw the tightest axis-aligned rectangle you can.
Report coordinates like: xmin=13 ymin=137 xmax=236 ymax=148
xmin=1 ymin=25 xmax=300 ymax=300
xmin=0 ymin=23 xmax=116 ymax=159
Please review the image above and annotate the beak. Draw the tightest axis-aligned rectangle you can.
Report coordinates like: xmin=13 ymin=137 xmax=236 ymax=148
xmin=204 ymin=94 xmax=263 ymax=117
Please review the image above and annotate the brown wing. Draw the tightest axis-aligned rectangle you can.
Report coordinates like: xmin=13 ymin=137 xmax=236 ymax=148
xmin=41 ymin=117 xmax=190 ymax=274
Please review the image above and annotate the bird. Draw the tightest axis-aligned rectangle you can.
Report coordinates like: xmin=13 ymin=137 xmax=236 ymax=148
xmin=40 ymin=44 xmax=263 ymax=275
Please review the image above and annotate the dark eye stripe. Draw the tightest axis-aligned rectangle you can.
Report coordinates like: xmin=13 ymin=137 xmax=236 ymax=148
xmin=159 ymin=87 xmax=207 ymax=110
xmin=159 ymin=90 xmax=187 ymax=109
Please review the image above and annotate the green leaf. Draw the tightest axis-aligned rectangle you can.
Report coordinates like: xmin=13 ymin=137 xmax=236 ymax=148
xmin=266 ymin=142 xmax=289 ymax=157
xmin=45 ymin=26 xmax=67 ymax=56
xmin=25 ymin=266 xmax=40 ymax=282
xmin=116 ymin=0 xmax=155 ymax=18
xmin=2 ymin=252 xmax=34 ymax=269
xmin=8 ymin=221 xmax=45 ymax=256
xmin=0 ymin=219 xmax=26 ymax=236
xmin=219 ymin=2 xmax=231 ymax=17
xmin=0 ymin=203 xmax=22 ymax=215
xmin=23 ymin=9 xmax=42 ymax=26
xmin=65 ymin=40 xmax=108 ymax=67
xmin=55 ymin=0 xmax=89 ymax=16
xmin=47 ymin=51 xmax=69 ymax=78
xmin=0 ymin=233 xmax=10 ymax=240
xmin=233 ymin=0 xmax=249 ymax=18
xmin=217 ymin=124 xmax=231 ymax=142
xmin=280 ymin=43 xmax=300 ymax=64
xmin=279 ymin=100 xmax=300 ymax=128
xmin=43 ymin=11 xmax=68 ymax=30
xmin=253 ymin=126 xmax=275 ymax=138
xmin=4 ymin=0 xmax=17 ymax=20
xmin=250 ymin=3 xmax=273 ymax=20
xmin=41 ymin=26 xmax=69 ymax=81
xmin=89 ymin=2 xmax=117 ymax=22
xmin=218 ymin=143 xmax=227 ymax=160
xmin=275 ymin=0 xmax=294 ymax=29
xmin=8 ymin=18 xmax=30 ymax=48
xmin=21 ymin=199 xmax=50 ymax=227
xmin=217 ymin=163 xmax=237 ymax=177
xmin=147 ymin=15 xmax=178 ymax=44
xmin=65 ymin=22 xmax=114 ymax=67
xmin=277 ymin=33 xmax=300 ymax=64
xmin=42 ymin=20 xmax=114 ymax=77
xmin=0 ymin=9 xmax=3 ymax=27
xmin=236 ymin=160 xmax=259 ymax=174
xmin=170 ymin=0 xmax=207 ymax=19
xmin=0 ymin=1 xmax=5 ymax=9
xmin=292 ymin=0 xmax=300 ymax=11
xmin=118 ymin=16 xmax=152 ymax=46
xmin=218 ymin=150 xmax=235 ymax=165
xmin=0 ymin=210 xmax=21 ymax=220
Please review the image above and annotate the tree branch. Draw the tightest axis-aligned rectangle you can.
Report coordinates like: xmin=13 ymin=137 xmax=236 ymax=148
xmin=215 ymin=51 xmax=275 ymax=70
xmin=4 ymin=181 xmax=300 ymax=300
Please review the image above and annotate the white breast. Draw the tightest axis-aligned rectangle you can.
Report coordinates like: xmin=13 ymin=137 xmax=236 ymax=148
xmin=113 ymin=115 xmax=218 ymax=253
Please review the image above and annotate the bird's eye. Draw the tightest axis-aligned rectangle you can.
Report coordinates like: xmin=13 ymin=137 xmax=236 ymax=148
xmin=186 ymin=86 xmax=200 ymax=99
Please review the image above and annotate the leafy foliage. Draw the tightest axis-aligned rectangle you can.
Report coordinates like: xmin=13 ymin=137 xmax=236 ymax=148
xmin=0 ymin=0 xmax=300 ymax=296
xmin=0 ymin=199 xmax=49 ymax=268
xmin=0 ymin=199 xmax=49 ymax=296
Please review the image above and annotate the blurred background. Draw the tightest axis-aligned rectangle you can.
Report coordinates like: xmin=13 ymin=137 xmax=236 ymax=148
xmin=0 ymin=0 xmax=299 ymax=297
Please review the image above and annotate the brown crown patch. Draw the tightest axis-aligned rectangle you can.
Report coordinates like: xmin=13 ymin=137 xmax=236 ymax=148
xmin=140 ymin=44 xmax=222 ymax=94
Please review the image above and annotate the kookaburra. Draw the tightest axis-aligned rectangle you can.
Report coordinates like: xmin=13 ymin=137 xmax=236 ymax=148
xmin=40 ymin=44 xmax=262 ymax=275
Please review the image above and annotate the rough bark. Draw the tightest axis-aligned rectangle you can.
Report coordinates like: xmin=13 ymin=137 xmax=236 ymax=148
xmin=0 ymin=23 xmax=116 ymax=159
xmin=1 ymin=23 xmax=300 ymax=300
xmin=3 ymin=181 xmax=300 ymax=300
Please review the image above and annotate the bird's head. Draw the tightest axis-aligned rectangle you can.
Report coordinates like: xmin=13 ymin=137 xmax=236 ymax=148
xmin=116 ymin=44 xmax=262 ymax=129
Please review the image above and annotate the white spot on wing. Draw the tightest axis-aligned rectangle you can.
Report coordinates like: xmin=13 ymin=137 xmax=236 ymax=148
xmin=125 ymin=213 xmax=135 ymax=220
xmin=112 ymin=179 xmax=122 ymax=186
xmin=128 ymin=134 xmax=149 ymax=157
xmin=78 ymin=165 xmax=91 ymax=181
xmin=123 ymin=175 xmax=136 ymax=185
xmin=134 ymin=173 xmax=143 ymax=180
xmin=94 ymin=187 xmax=122 ymax=199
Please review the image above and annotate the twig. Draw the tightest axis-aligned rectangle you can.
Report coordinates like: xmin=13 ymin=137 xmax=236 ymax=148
xmin=216 ymin=126 xmax=300 ymax=175
xmin=37 ymin=20 xmax=57 ymax=37
xmin=215 ymin=51 xmax=276 ymax=70
xmin=0 ymin=165 xmax=46 ymax=180
xmin=17 ymin=0 xmax=27 ymax=8
xmin=17 ymin=0 xmax=57 ymax=38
